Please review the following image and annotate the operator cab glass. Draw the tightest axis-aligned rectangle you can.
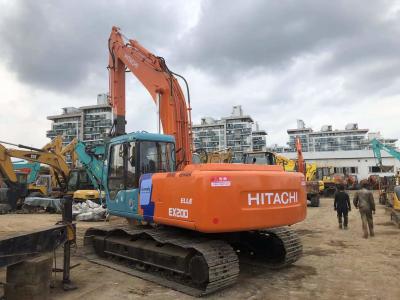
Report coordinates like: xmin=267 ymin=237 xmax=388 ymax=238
xmin=67 ymin=171 xmax=78 ymax=192
xmin=108 ymin=140 xmax=175 ymax=200
xmin=67 ymin=170 xmax=95 ymax=192
xmin=36 ymin=175 xmax=49 ymax=187
xmin=244 ymin=152 xmax=276 ymax=165
xmin=139 ymin=141 xmax=175 ymax=174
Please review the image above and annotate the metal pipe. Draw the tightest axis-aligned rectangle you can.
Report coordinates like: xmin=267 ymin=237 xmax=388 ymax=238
xmin=157 ymin=93 xmax=161 ymax=134
xmin=0 ymin=140 xmax=44 ymax=152
xmin=61 ymin=196 xmax=76 ymax=290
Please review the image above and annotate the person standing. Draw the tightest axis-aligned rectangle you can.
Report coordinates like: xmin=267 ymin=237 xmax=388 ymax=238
xmin=334 ymin=184 xmax=351 ymax=229
xmin=353 ymin=183 xmax=376 ymax=238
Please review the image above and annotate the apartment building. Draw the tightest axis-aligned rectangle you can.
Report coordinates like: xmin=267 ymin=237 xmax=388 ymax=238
xmin=192 ymin=106 xmax=267 ymax=161
xmin=278 ymin=119 xmax=399 ymax=180
xmin=252 ymin=123 xmax=267 ymax=152
xmin=47 ymin=94 xmax=112 ymax=147
xmin=286 ymin=119 xmax=397 ymax=152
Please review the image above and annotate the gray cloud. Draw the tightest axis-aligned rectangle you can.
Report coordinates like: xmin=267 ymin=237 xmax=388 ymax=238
xmin=0 ymin=0 xmax=191 ymax=92
xmin=177 ymin=0 xmax=399 ymax=92
xmin=2 ymin=0 xmax=399 ymax=97
xmin=0 ymin=0 xmax=399 ymax=146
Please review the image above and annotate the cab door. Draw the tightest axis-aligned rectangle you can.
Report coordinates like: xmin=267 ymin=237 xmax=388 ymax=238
xmin=106 ymin=141 xmax=140 ymax=219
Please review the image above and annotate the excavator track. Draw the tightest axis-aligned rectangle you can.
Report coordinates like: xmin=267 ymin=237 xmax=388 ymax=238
xmin=84 ymin=226 xmax=301 ymax=296
xmin=84 ymin=226 xmax=239 ymax=297
xmin=258 ymin=227 xmax=303 ymax=268
xmin=229 ymin=226 xmax=302 ymax=269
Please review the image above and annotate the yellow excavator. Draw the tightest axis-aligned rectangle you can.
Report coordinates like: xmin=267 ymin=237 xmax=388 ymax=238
xmin=193 ymin=148 xmax=234 ymax=163
xmin=0 ymin=137 xmax=106 ymax=211
xmin=305 ymin=163 xmax=324 ymax=193
xmin=10 ymin=136 xmax=65 ymax=197
xmin=40 ymin=136 xmax=65 ymax=189
xmin=392 ymin=185 xmax=400 ymax=227
xmin=0 ymin=140 xmax=70 ymax=210
xmin=275 ymin=153 xmax=323 ymax=199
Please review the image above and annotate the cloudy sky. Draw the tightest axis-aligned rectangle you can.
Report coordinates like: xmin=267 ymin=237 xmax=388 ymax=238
xmin=0 ymin=0 xmax=399 ymax=148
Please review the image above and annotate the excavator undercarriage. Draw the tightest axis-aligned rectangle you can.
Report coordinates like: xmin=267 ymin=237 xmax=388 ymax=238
xmin=84 ymin=225 xmax=302 ymax=296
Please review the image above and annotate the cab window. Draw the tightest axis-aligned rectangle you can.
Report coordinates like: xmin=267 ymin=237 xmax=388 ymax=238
xmin=67 ymin=171 xmax=78 ymax=191
xmin=139 ymin=141 xmax=175 ymax=174
xmin=108 ymin=142 xmax=138 ymax=198
xmin=108 ymin=143 xmax=126 ymax=199
xmin=126 ymin=142 xmax=137 ymax=189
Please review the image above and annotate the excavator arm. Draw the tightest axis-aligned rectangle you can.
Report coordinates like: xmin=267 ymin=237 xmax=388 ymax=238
xmin=0 ymin=144 xmax=70 ymax=190
xmin=61 ymin=138 xmax=78 ymax=168
xmin=296 ymin=137 xmax=305 ymax=175
xmin=42 ymin=136 xmax=65 ymax=188
xmin=0 ymin=146 xmax=17 ymax=183
xmin=74 ymin=141 xmax=105 ymax=189
xmin=42 ymin=136 xmax=63 ymax=154
xmin=370 ymin=138 xmax=400 ymax=166
xmin=305 ymin=163 xmax=317 ymax=181
xmin=275 ymin=154 xmax=296 ymax=171
xmin=108 ymin=26 xmax=192 ymax=169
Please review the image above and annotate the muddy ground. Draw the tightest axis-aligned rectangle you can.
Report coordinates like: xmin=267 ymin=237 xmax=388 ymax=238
xmin=1 ymin=192 xmax=400 ymax=299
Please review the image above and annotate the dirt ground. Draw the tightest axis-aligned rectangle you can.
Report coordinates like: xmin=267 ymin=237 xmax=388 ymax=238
xmin=1 ymin=191 xmax=400 ymax=299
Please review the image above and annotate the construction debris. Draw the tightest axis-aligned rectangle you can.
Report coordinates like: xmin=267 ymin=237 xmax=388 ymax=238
xmin=73 ymin=200 xmax=106 ymax=221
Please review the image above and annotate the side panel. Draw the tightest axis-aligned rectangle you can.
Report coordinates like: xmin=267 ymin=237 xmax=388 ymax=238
xmin=138 ymin=173 xmax=155 ymax=222
xmin=151 ymin=169 xmax=307 ymax=233
xmin=106 ymin=189 xmax=141 ymax=219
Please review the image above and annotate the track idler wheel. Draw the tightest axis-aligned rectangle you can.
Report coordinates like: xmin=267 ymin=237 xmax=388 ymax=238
xmin=189 ymin=254 xmax=209 ymax=286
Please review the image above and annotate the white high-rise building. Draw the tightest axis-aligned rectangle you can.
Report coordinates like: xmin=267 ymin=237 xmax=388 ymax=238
xmin=47 ymin=94 xmax=112 ymax=147
xmin=192 ymin=106 xmax=267 ymax=161
xmin=286 ymin=120 xmax=397 ymax=152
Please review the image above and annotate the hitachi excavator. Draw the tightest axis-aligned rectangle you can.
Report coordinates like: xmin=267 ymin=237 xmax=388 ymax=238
xmin=83 ymin=27 xmax=306 ymax=296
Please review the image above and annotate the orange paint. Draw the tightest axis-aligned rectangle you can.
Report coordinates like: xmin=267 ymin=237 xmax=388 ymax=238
xmin=151 ymin=164 xmax=306 ymax=233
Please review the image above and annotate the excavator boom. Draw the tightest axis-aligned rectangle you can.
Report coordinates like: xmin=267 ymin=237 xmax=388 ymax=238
xmin=108 ymin=26 xmax=192 ymax=169
xmin=371 ymin=138 xmax=400 ymax=167
xmin=296 ymin=137 xmax=305 ymax=175
xmin=73 ymin=141 xmax=105 ymax=189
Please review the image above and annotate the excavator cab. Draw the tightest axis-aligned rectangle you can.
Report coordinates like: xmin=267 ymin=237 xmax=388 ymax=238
xmin=27 ymin=174 xmax=52 ymax=197
xmin=66 ymin=168 xmax=104 ymax=202
xmin=243 ymin=151 xmax=276 ymax=165
xmin=104 ymin=132 xmax=175 ymax=218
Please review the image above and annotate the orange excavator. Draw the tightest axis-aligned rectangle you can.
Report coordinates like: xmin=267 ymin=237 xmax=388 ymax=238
xmin=84 ymin=27 xmax=306 ymax=296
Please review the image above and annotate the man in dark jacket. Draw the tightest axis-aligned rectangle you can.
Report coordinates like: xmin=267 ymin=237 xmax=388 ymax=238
xmin=334 ymin=184 xmax=351 ymax=229
xmin=353 ymin=183 xmax=375 ymax=238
